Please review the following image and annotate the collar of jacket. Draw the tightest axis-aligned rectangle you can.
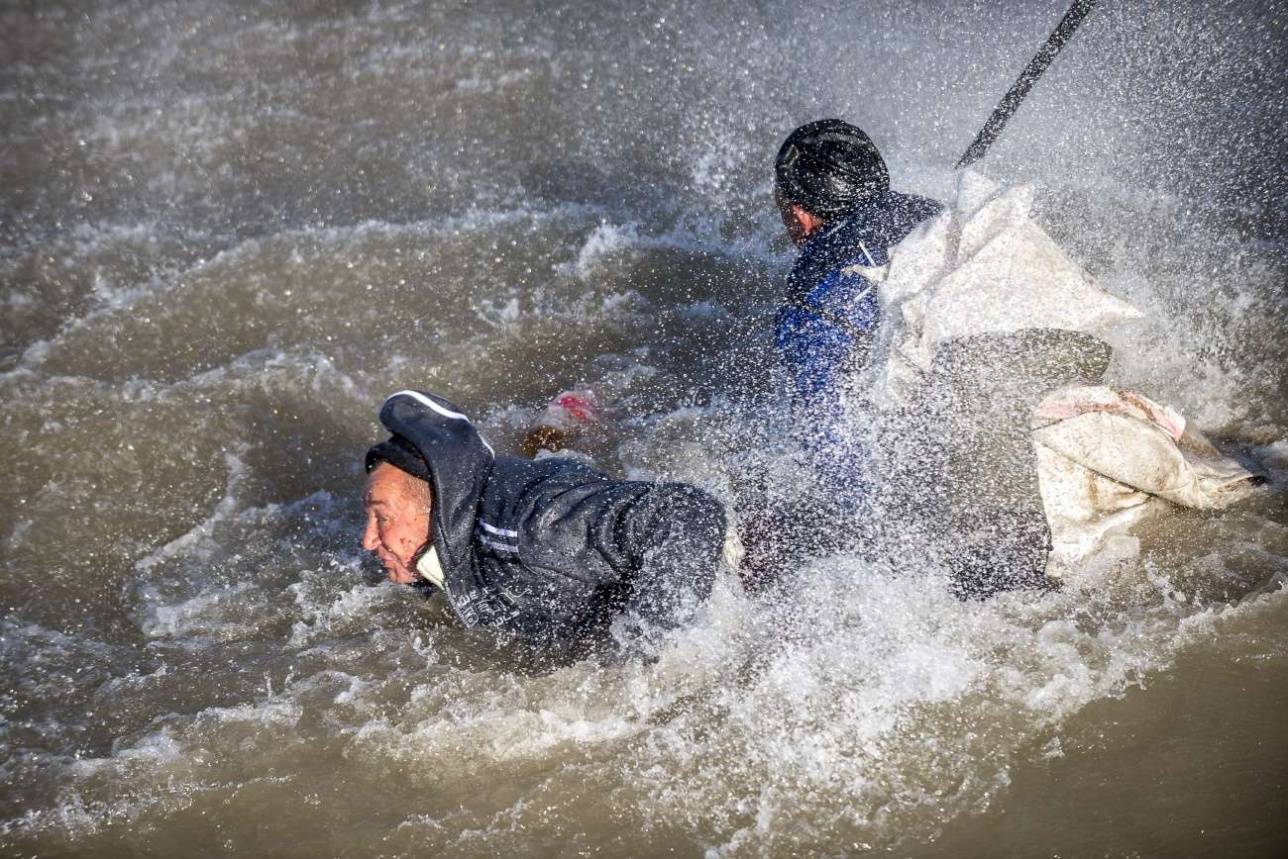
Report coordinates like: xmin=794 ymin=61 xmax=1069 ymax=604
xmin=788 ymin=190 xmax=943 ymax=305
xmin=415 ymin=544 xmax=446 ymax=589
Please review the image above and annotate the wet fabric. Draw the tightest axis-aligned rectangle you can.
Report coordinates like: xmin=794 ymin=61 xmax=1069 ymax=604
xmin=1033 ymin=386 xmax=1260 ymax=571
xmin=907 ymin=329 xmax=1113 ymax=597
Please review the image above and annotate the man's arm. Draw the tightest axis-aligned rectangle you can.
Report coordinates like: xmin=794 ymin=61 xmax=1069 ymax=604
xmin=575 ymin=481 xmax=725 ymax=632
xmin=774 ymin=274 xmax=880 ymax=506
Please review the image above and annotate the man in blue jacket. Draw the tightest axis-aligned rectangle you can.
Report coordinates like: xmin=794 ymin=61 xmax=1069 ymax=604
xmin=763 ymin=120 xmax=1110 ymax=598
xmin=741 ymin=120 xmax=942 ymax=582
xmin=774 ymin=119 xmax=942 ymax=503
xmin=361 ymin=389 xmax=727 ymax=652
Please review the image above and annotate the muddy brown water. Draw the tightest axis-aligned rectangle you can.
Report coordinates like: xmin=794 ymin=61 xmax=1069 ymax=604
xmin=2 ymin=1 xmax=1286 ymax=856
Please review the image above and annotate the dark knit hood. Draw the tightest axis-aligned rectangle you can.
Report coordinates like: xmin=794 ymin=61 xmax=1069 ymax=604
xmin=375 ymin=390 xmax=495 ymax=579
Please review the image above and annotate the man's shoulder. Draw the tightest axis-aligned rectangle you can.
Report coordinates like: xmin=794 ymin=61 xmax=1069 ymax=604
xmin=482 ymin=454 xmax=625 ymax=522
xmin=489 ymin=452 xmax=608 ymax=492
xmin=479 ymin=456 xmax=656 ymax=574
xmin=886 ymin=189 xmax=944 ymax=220
xmin=778 ymin=264 xmax=881 ymax=341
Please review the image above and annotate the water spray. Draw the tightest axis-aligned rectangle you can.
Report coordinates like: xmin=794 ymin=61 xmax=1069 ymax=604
xmin=956 ymin=0 xmax=1100 ymax=169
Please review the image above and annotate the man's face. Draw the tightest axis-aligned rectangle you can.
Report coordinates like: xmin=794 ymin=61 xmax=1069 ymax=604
xmin=775 ymin=187 xmax=813 ymax=246
xmin=362 ymin=462 xmax=431 ymax=584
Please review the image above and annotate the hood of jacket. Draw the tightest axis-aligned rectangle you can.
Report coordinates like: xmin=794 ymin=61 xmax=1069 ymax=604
xmin=377 ymin=389 xmax=494 ymax=581
xmin=788 ymin=189 xmax=942 ymax=304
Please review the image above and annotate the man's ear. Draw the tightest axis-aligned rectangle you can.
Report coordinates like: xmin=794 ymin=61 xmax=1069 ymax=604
xmin=785 ymin=203 xmax=826 ymax=245
xmin=794 ymin=205 xmax=826 ymax=236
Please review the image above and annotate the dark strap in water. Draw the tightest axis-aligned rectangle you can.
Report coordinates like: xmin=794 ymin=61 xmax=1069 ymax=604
xmin=956 ymin=0 xmax=1100 ymax=170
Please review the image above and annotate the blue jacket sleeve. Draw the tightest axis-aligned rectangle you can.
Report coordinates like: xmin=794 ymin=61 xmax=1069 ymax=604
xmin=774 ymin=270 xmax=880 ymax=508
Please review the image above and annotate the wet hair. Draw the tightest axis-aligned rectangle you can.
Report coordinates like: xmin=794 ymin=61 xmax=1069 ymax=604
xmin=365 ymin=434 xmax=431 ymax=482
xmin=365 ymin=435 xmax=432 ymax=510
xmin=774 ymin=118 xmax=889 ymax=219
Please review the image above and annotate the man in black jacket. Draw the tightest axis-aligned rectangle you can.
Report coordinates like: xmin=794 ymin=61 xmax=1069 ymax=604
xmin=361 ymin=389 xmax=727 ymax=650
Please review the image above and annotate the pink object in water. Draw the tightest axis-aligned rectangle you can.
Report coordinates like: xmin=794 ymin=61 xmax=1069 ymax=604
xmin=520 ymin=389 xmax=601 ymax=457
xmin=550 ymin=390 xmax=599 ymax=425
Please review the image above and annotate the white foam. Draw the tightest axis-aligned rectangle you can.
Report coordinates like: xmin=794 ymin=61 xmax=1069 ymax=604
xmin=140 ymin=582 xmax=260 ymax=641
xmin=288 ymin=579 xmax=405 ymax=649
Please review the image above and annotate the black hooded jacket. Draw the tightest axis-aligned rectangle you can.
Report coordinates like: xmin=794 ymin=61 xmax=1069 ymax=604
xmin=375 ymin=390 xmax=726 ymax=647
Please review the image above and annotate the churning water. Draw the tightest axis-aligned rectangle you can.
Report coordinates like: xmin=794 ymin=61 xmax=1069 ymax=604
xmin=2 ymin=1 xmax=1286 ymax=856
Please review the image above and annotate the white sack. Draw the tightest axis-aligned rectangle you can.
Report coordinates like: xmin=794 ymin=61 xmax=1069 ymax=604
xmin=871 ymin=171 xmax=1142 ymax=408
xmin=863 ymin=172 xmax=1256 ymax=572
xmin=1033 ymin=385 xmax=1259 ymax=572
